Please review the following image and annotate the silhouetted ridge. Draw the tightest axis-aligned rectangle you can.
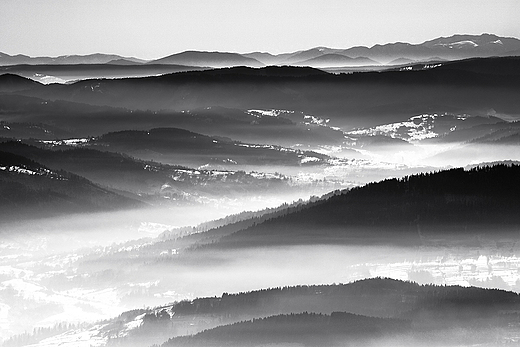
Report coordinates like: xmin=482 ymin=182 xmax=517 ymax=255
xmin=295 ymin=54 xmax=379 ymax=66
xmin=0 ymin=150 xmax=144 ymax=222
xmin=5 ymin=57 xmax=519 ymax=129
xmin=38 ymin=277 xmax=519 ymax=347
xmin=160 ymin=65 xmax=329 ymax=78
xmin=158 ymin=277 xmax=518 ymax=318
xmin=125 ymin=278 xmax=520 ymax=347
xmin=0 ymin=150 xmax=48 ymax=169
xmin=149 ymin=51 xmax=264 ymax=68
xmin=0 ymin=141 xmax=298 ymax=208
xmin=87 ymin=127 xmax=326 ymax=168
xmin=164 ymin=312 xmax=411 ymax=347
xmin=98 ymin=127 xmax=206 ymax=141
xmin=212 ymin=164 xmax=520 ymax=247
xmin=0 ymin=73 xmax=42 ymax=91
xmin=436 ymin=56 xmax=520 ymax=76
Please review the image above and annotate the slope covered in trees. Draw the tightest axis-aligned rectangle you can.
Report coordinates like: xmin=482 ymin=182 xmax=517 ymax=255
xmin=162 ymin=312 xmax=411 ymax=347
xmin=211 ymin=164 xmax=520 ymax=247
xmin=0 ymin=150 xmax=144 ymax=222
xmin=0 ymin=141 xmax=292 ymax=204
xmin=83 ymin=278 xmax=520 ymax=347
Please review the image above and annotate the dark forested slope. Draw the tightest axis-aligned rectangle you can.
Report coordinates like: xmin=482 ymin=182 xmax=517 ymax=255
xmin=94 ymin=278 xmax=520 ymax=347
xmin=0 ymin=151 xmax=144 ymax=222
xmin=163 ymin=312 xmax=411 ymax=347
xmin=212 ymin=164 xmax=520 ymax=247
xmin=0 ymin=141 xmax=293 ymax=204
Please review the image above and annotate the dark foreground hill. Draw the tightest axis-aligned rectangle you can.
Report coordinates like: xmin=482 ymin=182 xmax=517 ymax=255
xmin=209 ymin=164 xmax=520 ymax=247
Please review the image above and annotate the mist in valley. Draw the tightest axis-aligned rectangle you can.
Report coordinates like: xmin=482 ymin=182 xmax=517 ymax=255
xmin=2 ymin=119 xmax=520 ymax=345
xmin=3 ymin=214 xmax=520 ymax=344
xmin=1 ymin=32 xmax=520 ymax=346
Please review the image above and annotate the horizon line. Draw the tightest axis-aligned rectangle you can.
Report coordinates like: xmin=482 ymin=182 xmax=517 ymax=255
xmin=1 ymin=32 xmax=517 ymax=62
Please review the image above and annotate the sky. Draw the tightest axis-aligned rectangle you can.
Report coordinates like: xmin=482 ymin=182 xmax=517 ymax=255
xmin=1 ymin=0 xmax=519 ymax=60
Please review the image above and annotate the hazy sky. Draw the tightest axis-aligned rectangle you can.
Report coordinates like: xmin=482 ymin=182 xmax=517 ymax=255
xmin=1 ymin=0 xmax=519 ymax=59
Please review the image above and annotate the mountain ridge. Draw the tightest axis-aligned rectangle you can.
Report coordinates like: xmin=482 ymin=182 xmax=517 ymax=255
xmin=0 ymin=52 xmax=147 ymax=66
xmin=5 ymin=56 xmax=519 ymax=130
xmin=148 ymin=51 xmax=265 ymax=68
xmin=3 ymin=34 xmax=519 ymax=68
xmin=208 ymin=164 xmax=520 ymax=248
xmin=23 ymin=278 xmax=520 ymax=347
xmin=0 ymin=150 xmax=145 ymax=222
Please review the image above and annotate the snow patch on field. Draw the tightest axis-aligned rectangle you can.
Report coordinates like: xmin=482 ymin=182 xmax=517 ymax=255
xmin=122 ymin=313 xmax=145 ymax=334
xmin=303 ymin=115 xmax=329 ymax=126
xmin=347 ymin=114 xmax=442 ymax=142
xmin=0 ymin=165 xmax=68 ymax=180
xmin=24 ymin=324 xmax=108 ymax=347
xmin=41 ymin=138 xmax=90 ymax=147
xmin=247 ymin=109 xmax=294 ymax=118
xmin=357 ymin=253 xmax=520 ymax=290
xmin=300 ymin=156 xmax=321 ymax=164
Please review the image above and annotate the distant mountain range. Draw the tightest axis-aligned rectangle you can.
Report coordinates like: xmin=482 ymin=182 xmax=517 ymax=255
xmin=0 ymin=52 xmax=147 ymax=66
xmin=292 ymin=54 xmax=379 ymax=67
xmin=2 ymin=34 xmax=520 ymax=68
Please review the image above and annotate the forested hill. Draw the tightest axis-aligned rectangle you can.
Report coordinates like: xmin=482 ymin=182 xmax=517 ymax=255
xmin=158 ymin=277 xmax=520 ymax=319
xmin=6 ymin=57 xmax=520 ymax=129
xmin=90 ymin=278 xmax=520 ymax=347
xmin=0 ymin=151 xmax=144 ymax=222
xmin=162 ymin=312 xmax=411 ymax=347
xmin=212 ymin=164 xmax=520 ymax=247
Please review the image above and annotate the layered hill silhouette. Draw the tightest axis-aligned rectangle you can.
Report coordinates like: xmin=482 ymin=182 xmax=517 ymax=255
xmin=148 ymin=51 xmax=264 ymax=68
xmin=0 ymin=73 xmax=42 ymax=92
xmin=0 ymin=95 xmax=344 ymax=147
xmin=3 ymin=34 xmax=520 ymax=69
xmin=282 ymin=34 xmax=520 ymax=65
xmin=164 ymin=312 xmax=411 ymax=347
xmin=293 ymin=54 xmax=379 ymax=67
xmin=0 ymin=52 xmax=146 ymax=66
xmin=0 ymin=141 xmax=294 ymax=205
xmin=78 ymin=127 xmax=329 ymax=168
xmin=36 ymin=278 xmax=520 ymax=347
xmin=5 ymin=56 xmax=519 ymax=129
xmin=0 ymin=64 xmax=207 ymax=84
xmin=0 ymin=151 xmax=144 ymax=222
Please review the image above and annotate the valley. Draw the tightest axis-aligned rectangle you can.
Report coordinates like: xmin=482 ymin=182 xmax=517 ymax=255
xmin=1 ymin=32 xmax=520 ymax=346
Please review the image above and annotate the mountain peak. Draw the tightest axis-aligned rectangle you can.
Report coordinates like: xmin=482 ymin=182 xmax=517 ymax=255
xmin=149 ymin=51 xmax=264 ymax=68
